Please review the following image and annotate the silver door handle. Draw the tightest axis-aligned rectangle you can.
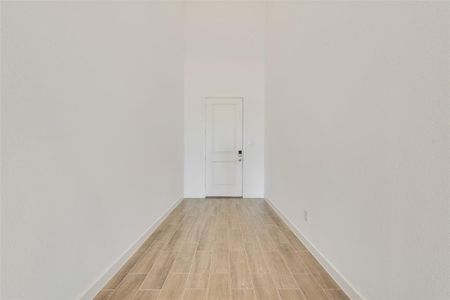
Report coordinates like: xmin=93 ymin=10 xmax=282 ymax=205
xmin=237 ymin=158 xmax=242 ymax=162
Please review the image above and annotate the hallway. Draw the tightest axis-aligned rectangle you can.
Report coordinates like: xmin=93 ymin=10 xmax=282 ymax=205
xmin=95 ymin=198 xmax=348 ymax=300
xmin=2 ymin=2 xmax=448 ymax=299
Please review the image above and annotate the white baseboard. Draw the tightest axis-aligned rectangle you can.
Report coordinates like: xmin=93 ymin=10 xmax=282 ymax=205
xmin=183 ymin=194 xmax=265 ymax=199
xmin=243 ymin=194 xmax=265 ymax=198
xmin=78 ymin=197 xmax=184 ymax=300
xmin=183 ymin=194 xmax=205 ymax=198
xmin=264 ymin=198 xmax=365 ymax=300
xmin=183 ymin=195 xmax=205 ymax=199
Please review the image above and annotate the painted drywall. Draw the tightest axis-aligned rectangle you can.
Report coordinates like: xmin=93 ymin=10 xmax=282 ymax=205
xmin=183 ymin=1 xmax=265 ymax=198
xmin=265 ymin=2 xmax=449 ymax=300
xmin=1 ymin=2 xmax=183 ymax=299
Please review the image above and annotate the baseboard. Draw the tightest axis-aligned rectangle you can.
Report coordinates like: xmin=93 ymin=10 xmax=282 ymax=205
xmin=183 ymin=194 xmax=265 ymax=199
xmin=183 ymin=195 xmax=265 ymax=199
xmin=78 ymin=197 xmax=184 ymax=300
xmin=243 ymin=194 xmax=265 ymax=198
xmin=264 ymin=198 xmax=365 ymax=300
xmin=183 ymin=194 xmax=205 ymax=198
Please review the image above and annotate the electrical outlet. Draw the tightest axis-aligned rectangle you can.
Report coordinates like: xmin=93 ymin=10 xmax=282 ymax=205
xmin=304 ymin=210 xmax=309 ymax=223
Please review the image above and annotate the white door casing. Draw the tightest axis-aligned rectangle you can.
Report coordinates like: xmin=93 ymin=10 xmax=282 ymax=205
xmin=205 ymin=98 xmax=243 ymax=197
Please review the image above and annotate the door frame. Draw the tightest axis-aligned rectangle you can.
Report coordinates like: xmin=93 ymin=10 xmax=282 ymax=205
xmin=204 ymin=97 xmax=244 ymax=198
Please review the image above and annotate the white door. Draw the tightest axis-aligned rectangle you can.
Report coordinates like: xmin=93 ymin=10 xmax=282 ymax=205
xmin=206 ymin=98 xmax=243 ymax=197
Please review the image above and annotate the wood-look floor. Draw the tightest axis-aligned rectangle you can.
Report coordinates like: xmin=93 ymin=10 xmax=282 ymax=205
xmin=94 ymin=198 xmax=349 ymax=300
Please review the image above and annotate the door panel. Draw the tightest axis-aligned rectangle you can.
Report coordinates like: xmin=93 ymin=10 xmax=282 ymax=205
xmin=206 ymin=98 xmax=243 ymax=197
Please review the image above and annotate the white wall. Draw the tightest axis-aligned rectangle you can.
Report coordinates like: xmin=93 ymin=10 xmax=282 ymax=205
xmin=1 ymin=2 xmax=184 ymax=299
xmin=184 ymin=1 xmax=265 ymax=198
xmin=266 ymin=2 xmax=449 ymax=300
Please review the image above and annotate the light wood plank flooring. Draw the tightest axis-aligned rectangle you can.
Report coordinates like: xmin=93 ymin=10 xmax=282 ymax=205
xmin=95 ymin=198 xmax=349 ymax=300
